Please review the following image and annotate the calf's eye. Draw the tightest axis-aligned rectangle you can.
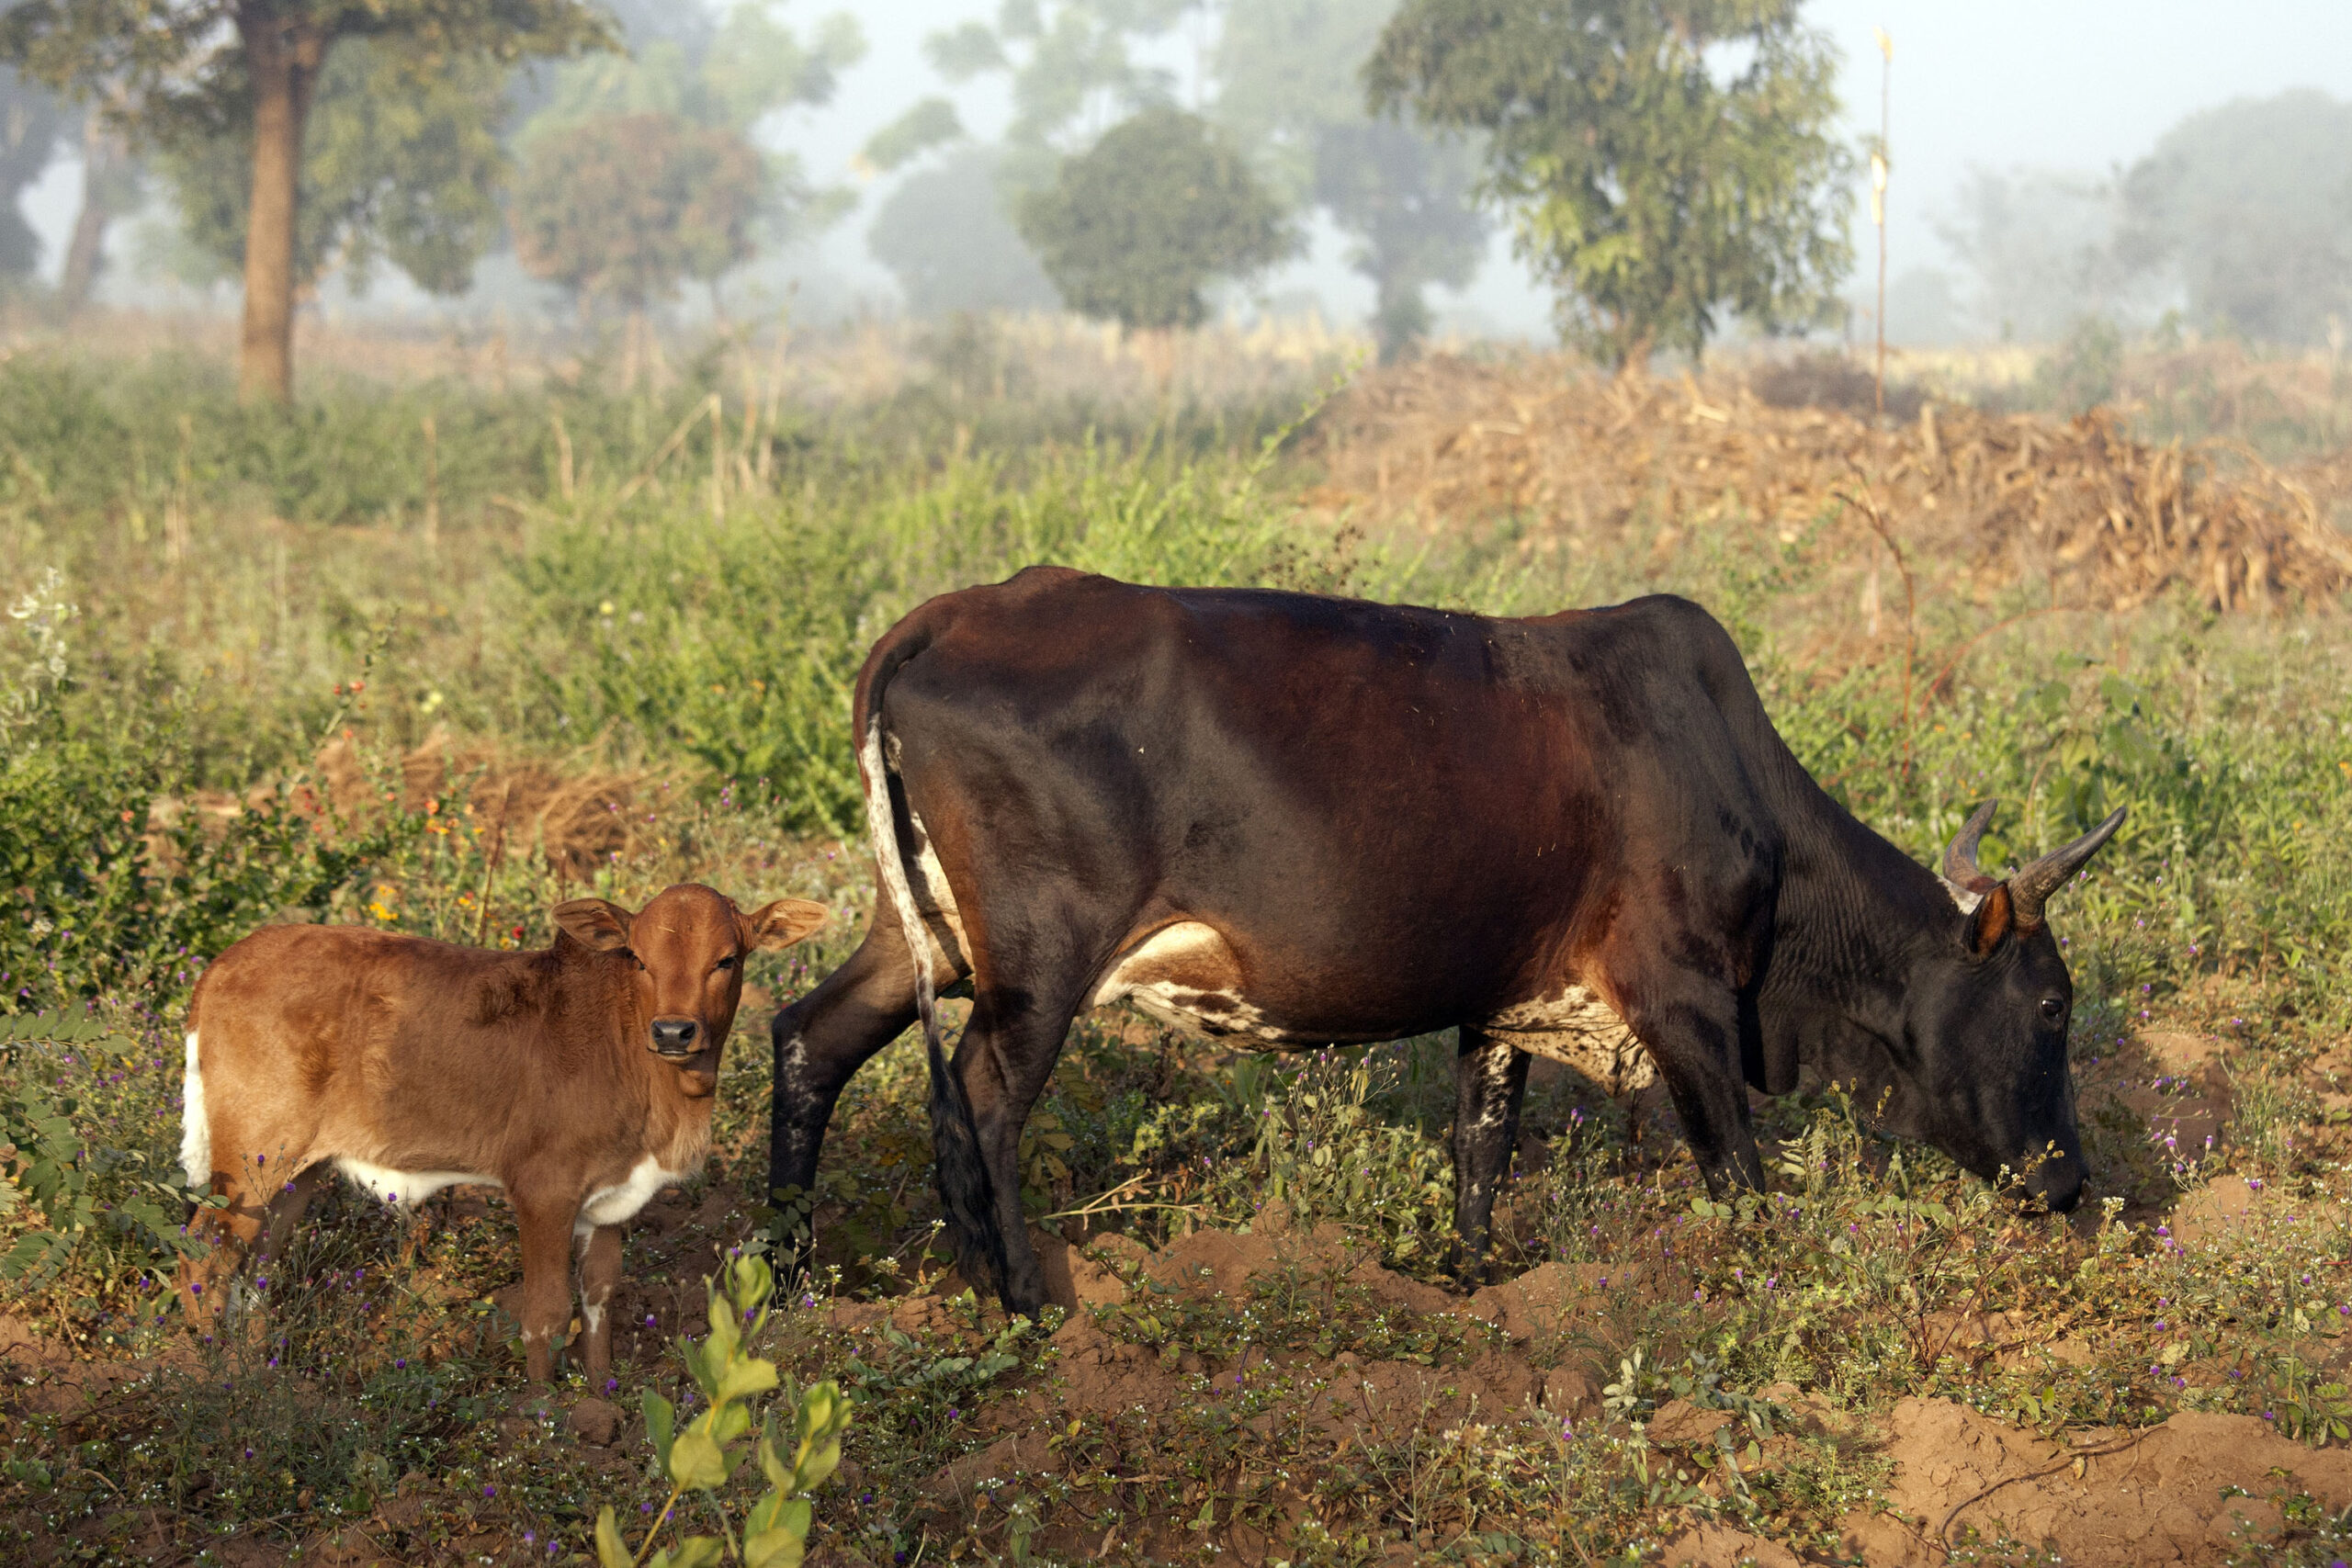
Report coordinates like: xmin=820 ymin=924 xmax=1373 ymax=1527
xmin=2040 ymin=997 xmax=2065 ymax=1022
xmin=714 ymin=955 xmax=736 ymax=973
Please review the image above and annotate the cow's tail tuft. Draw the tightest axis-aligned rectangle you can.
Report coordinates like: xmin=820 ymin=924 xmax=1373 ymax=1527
xmin=855 ymin=662 xmax=1009 ymax=1306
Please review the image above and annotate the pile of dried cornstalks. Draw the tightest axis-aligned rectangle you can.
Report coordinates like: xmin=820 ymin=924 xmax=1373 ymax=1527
xmin=1302 ymin=356 xmax=2352 ymax=613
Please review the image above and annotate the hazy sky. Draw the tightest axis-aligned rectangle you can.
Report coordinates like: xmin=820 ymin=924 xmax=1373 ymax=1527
xmin=30 ymin=0 xmax=2352 ymax=335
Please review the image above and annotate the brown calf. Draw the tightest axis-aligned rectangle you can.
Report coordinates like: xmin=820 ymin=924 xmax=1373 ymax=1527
xmin=179 ymin=884 xmax=825 ymax=1381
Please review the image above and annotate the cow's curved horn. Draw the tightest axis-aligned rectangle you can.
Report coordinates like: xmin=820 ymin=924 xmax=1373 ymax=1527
xmin=2009 ymin=807 xmax=2127 ymax=929
xmin=1940 ymin=801 xmax=2002 ymax=894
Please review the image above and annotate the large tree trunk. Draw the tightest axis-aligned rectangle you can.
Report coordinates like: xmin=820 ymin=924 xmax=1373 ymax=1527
xmin=59 ymin=117 xmax=119 ymax=317
xmin=235 ymin=3 xmax=326 ymax=404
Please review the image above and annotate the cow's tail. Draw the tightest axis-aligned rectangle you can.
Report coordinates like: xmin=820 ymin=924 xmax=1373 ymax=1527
xmin=854 ymin=643 xmax=1010 ymax=1306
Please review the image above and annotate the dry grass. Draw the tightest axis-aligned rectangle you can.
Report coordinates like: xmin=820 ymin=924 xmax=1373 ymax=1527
xmin=1301 ymin=354 xmax=2352 ymax=614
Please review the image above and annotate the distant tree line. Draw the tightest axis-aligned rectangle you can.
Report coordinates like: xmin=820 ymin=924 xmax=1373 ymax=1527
xmin=0 ymin=0 xmax=2338 ymax=406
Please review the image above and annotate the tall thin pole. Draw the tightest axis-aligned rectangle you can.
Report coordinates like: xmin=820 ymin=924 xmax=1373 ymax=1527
xmin=1871 ymin=28 xmax=1893 ymax=422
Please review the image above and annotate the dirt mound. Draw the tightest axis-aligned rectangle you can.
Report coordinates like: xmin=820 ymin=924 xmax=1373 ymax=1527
xmin=1304 ymin=355 xmax=2352 ymax=613
xmin=1851 ymin=1396 xmax=2352 ymax=1562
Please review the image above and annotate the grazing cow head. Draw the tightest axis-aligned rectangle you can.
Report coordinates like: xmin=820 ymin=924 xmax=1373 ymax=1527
xmin=1826 ymin=802 xmax=2123 ymax=1213
xmin=556 ymin=885 xmax=827 ymax=1063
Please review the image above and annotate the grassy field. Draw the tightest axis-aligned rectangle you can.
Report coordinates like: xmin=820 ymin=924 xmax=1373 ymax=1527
xmin=0 ymin=341 xmax=2349 ymax=1566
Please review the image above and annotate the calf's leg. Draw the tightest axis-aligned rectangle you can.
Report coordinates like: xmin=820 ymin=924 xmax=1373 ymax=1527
xmin=514 ymin=1198 xmax=580 ymax=1382
xmin=1451 ymin=1028 xmax=1531 ymax=1280
xmin=578 ymin=1223 xmax=623 ymax=1382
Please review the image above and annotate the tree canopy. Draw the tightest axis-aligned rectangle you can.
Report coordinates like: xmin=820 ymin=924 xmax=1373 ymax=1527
xmin=1215 ymin=0 xmax=1483 ymax=361
xmin=512 ymin=0 xmax=864 ymax=314
xmin=869 ymin=143 xmax=1058 ymax=318
xmin=861 ymin=0 xmax=1189 ymax=190
xmin=1368 ymin=0 xmax=1852 ymax=367
xmin=1015 ymin=104 xmax=1295 ymax=332
xmin=512 ymin=112 xmax=767 ymax=310
xmin=2119 ymin=89 xmax=2352 ymax=347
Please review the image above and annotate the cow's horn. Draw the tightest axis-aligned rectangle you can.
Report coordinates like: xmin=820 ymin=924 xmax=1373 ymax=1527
xmin=1939 ymin=801 xmax=2002 ymax=894
xmin=2008 ymin=807 xmax=2127 ymax=929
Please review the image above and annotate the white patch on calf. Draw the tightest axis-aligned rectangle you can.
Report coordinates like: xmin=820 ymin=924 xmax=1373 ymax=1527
xmin=1486 ymin=984 xmax=1657 ymax=1094
xmin=582 ymin=1303 xmax=605 ymax=1337
xmin=576 ymin=1154 xmax=680 ymax=1237
xmin=336 ymin=1158 xmax=495 ymax=1207
xmin=179 ymin=1032 xmax=210 ymax=1190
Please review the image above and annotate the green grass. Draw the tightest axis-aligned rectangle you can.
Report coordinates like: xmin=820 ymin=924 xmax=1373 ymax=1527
xmin=0 ymin=350 xmax=2348 ymax=1563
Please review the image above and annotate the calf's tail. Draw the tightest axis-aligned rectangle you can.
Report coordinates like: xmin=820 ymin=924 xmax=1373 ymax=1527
xmin=854 ymin=647 xmax=1010 ymax=1305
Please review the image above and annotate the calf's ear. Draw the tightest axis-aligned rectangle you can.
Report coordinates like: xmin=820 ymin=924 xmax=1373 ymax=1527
xmin=554 ymin=897 xmax=636 ymax=952
xmin=742 ymin=898 xmax=827 ymax=951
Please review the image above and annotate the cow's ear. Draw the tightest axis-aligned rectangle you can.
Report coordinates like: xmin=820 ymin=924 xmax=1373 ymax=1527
xmin=1965 ymin=883 xmax=2015 ymax=958
xmin=554 ymin=897 xmax=635 ymax=952
xmin=742 ymin=898 xmax=827 ymax=951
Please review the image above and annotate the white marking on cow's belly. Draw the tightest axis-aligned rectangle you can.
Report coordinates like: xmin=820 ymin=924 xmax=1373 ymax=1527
xmin=1084 ymin=921 xmax=1307 ymax=1043
xmin=180 ymin=1031 xmax=210 ymax=1190
xmin=336 ymin=1158 xmax=497 ymax=1207
xmin=577 ymin=1155 xmax=682 ymax=1236
xmin=1485 ymin=985 xmax=1657 ymax=1093
xmin=902 ymin=806 xmax=973 ymax=972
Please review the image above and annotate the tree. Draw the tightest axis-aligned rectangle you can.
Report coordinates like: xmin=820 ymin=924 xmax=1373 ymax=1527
xmin=1938 ymin=166 xmax=2136 ymax=343
xmin=514 ymin=0 xmax=865 ymax=324
xmin=1015 ymin=104 xmax=1295 ymax=332
xmin=2119 ymin=90 xmax=2352 ymax=346
xmin=147 ymin=39 xmax=513 ymax=300
xmin=512 ymin=113 xmax=767 ymax=311
xmin=867 ymin=0 xmax=1192 ymax=192
xmin=870 ymin=143 xmax=1058 ymax=317
xmin=0 ymin=0 xmax=613 ymax=403
xmin=58 ymin=101 xmax=141 ymax=313
xmin=1368 ymin=0 xmax=1852 ymax=368
xmin=1214 ymin=0 xmax=1485 ymax=361
xmin=0 ymin=67 xmax=68 ymax=282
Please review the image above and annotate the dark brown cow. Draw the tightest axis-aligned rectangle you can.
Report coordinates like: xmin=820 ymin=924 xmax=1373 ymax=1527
xmin=181 ymin=884 xmax=824 ymax=1380
xmin=769 ymin=568 xmax=2121 ymax=1322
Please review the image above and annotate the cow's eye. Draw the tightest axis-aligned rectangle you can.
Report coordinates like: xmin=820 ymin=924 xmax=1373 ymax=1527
xmin=714 ymin=955 xmax=736 ymax=973
xmin=2040 ymin=997 xmax=2065 ymax=1022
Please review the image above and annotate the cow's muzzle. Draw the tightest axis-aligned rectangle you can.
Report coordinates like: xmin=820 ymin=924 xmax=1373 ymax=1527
xmin=2018 ymin=1145 xmax=2084 ymax=1214
xmin=650 ymin=1017 xmax=701 ymax=1058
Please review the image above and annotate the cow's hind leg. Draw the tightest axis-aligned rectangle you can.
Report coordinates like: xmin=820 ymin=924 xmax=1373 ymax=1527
xmin=938 ymin=985 xmax=1085 ymax=1321
xmin=1451 ymin=1027 xmax=1531 ymax=1281
xmin=768 ymin=916 xmax=953 ymax=1274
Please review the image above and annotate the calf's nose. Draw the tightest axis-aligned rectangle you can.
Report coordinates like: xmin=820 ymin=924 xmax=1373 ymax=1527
xmin=650 ymin=1017 xmax=700 ymax=1055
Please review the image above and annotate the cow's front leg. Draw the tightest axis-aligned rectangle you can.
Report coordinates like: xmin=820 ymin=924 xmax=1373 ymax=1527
xmin=578 ymin=1223 xmax=623 ymax=1382
xmin=1627 ymin=980 xmax=1765 ymax=1197
xmin=1451 ymin=1027 xmax=1531 ymax=1280
xmin=514 ymin=1198 xmax=578 ymax=1382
